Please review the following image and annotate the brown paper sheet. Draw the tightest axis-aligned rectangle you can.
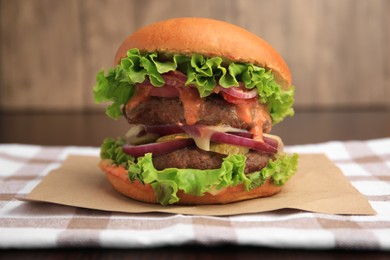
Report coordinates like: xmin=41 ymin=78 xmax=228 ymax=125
xmin=24 ymin=154 xmax=376 ymax=216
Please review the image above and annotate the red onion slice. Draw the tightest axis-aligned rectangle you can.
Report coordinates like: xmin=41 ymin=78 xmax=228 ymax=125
xmin=226 ymin=131 xmax=252 ymax=138
xmin=263 ymin=136 xmax=279 ymax=149
xmin=227 ymin=132 xmax=278 ymax=149
xmin=216 ymin=83 xmax=258 ymax=99
xmin=123 ymin=138 xmax=195 ymax=157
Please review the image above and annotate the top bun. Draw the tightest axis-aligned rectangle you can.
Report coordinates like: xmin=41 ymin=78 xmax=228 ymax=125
xmin=115 ymin=17 xmax=291 ymax=90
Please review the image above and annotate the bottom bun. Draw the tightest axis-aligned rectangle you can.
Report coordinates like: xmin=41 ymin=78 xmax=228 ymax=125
xmin=99 ymin=159 xmax=282 ymax=205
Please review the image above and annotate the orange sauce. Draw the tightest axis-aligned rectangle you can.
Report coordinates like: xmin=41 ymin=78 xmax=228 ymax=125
xmin=235 ymin=100 xmax=269 ymax=141
xmin=125 ymin=84 xmax=151 ymax=111
xmin=126 ymin=81 xmax=203 ymax=126
xmin=177 ymin=87 xmax=203 ymax=125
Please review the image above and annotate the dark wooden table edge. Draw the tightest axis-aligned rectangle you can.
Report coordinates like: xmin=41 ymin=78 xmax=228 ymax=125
xmin=1 ymin=245 xmax=389 ymax=259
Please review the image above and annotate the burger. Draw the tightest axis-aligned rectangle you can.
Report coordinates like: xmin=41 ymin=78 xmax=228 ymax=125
xmin=93 ymin=17 xmax=298 ymax=205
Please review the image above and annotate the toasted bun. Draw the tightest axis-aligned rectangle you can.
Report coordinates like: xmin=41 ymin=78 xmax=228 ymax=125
xmin=99 ymin=159 xmax=282 ymax=205
xmin=114 ymin=17 xmax=291 ymax=90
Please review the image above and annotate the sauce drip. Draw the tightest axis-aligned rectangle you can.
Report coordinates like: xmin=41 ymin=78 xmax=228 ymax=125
xmin=126 ymin=80 xmax=203 ymax=126
xmin=235 ymin=100 xmax=270 ymax=141
xmin=125 ymin=84 xmax=152 ymax=111
xmin=177 ymin=87 xmax=203 ymax=125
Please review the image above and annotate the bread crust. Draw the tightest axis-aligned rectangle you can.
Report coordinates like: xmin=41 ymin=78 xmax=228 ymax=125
xmin=114 ymin=17 xmax=291 ymax=90
xmin=99 ymin=159 xmax=282 ymax=205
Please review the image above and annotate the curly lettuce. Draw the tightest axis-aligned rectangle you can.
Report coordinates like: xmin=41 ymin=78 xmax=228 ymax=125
xmin=93 ymin=48 xmax=295 ymax=124
xmin=100 ymin=138 xmax=134 ymax=166
xmin=101 ymin=138 xmax=298 ymax=205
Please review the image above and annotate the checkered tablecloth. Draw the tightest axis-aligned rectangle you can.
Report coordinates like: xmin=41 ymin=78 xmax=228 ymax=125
xmin=1 ymin=139 xmax=389 ymax=250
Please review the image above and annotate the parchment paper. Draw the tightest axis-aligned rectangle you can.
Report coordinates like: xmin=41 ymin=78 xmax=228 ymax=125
xmin=24 ymin=154 xmax=376 ymax=216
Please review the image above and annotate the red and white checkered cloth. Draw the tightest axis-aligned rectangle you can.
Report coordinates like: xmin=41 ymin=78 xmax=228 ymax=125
xmin=0 ymin=138 xmax=389 ymax=249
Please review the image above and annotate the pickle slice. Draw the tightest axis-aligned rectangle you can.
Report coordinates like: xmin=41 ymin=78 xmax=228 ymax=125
xmin=156 ymin=133 xmax=190 ymax=142
xmin=209 ymin=143 xmax=249 ymax=155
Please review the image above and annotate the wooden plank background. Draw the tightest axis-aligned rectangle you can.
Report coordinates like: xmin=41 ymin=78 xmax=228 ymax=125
xmin=1 ymin=0 xmax=389 ymax=111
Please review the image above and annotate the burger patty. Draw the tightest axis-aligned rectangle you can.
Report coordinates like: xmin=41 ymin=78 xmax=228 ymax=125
xmin=124 ymin=95 xmax=272 ymax=133
xmin=152 ymin=146 xmax=273 ymax=174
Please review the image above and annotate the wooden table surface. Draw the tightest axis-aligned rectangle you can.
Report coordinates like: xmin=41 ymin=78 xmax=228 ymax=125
xmin=1 ymin=109 xmax=389 ymax=259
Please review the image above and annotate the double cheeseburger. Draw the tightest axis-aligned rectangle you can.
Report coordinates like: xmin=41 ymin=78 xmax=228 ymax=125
xmin=93 ymin=17 xmax=298 ymax=205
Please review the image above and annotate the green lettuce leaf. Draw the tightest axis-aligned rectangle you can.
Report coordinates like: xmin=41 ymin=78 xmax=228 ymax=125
xmin=93 ymin=68 xmax=134 ymax=119
xmin=100 ymin=138 xmax=134 ymax=166
xmin=101 ymin=138 xmax=298 ymax=205
xmin=93 ymin=48 xmax=295 ymax=124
